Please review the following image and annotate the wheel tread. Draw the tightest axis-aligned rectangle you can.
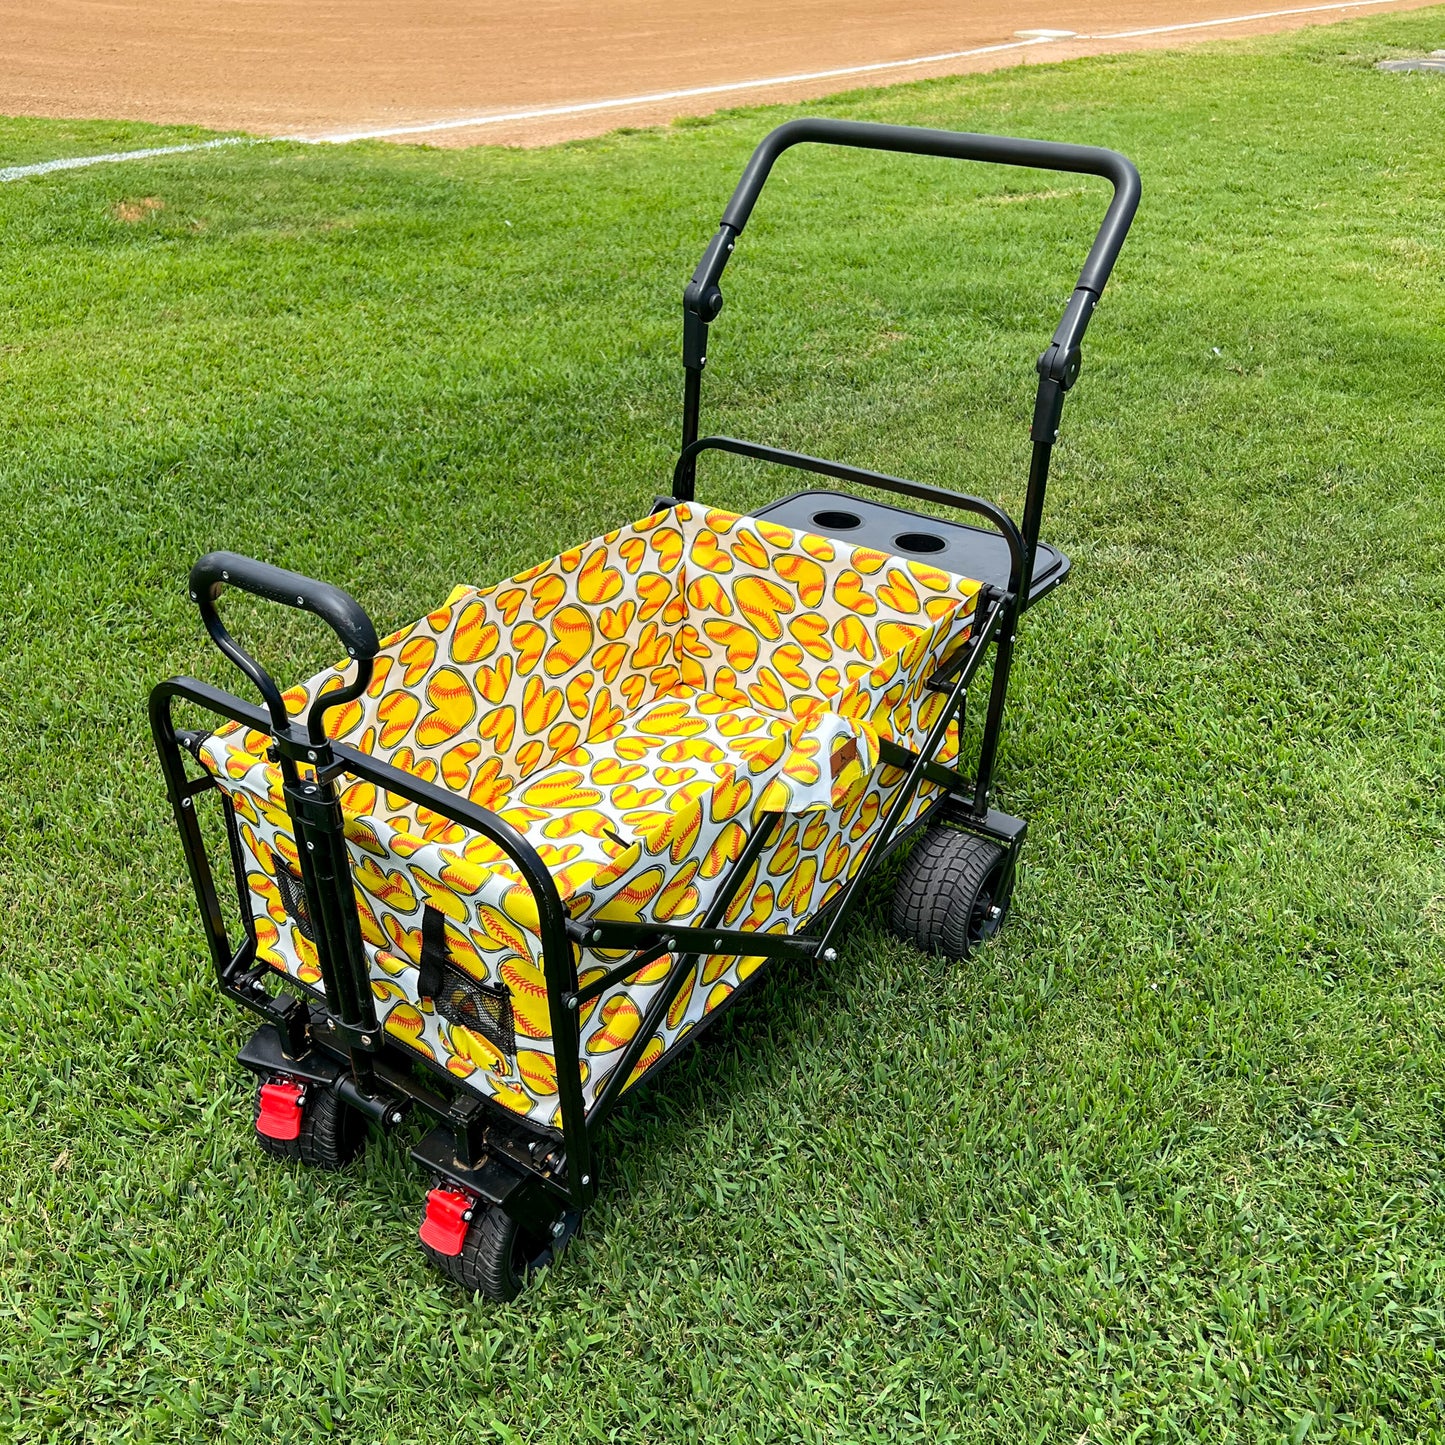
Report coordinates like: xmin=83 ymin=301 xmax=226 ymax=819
xmin=252 ymin=1082 xmax=365 ymax=1171
xmin=889 ymin=826 xmax=1008 ymax=960
xmin=421 ymin=1207 xmax=529 ymax=1301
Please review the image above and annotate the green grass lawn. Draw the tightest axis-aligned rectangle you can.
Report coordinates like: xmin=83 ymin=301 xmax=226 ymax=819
xmin=2 ymin=11 xmax=1444 ymax=1441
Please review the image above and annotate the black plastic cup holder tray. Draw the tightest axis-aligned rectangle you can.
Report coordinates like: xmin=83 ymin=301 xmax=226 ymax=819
xmin=754 ymin=488 xmax=1069 ymax=607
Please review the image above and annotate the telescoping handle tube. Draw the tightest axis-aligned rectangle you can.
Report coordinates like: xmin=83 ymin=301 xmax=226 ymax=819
xmin=189 ymin=551 xmax=380 ymax=741
xmin=678 ymin=119 xmax=1140 ymax=583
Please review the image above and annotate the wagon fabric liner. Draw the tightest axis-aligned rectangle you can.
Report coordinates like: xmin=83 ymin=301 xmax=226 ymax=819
xmin=200 ymin=503 xmax=982 ymax=1127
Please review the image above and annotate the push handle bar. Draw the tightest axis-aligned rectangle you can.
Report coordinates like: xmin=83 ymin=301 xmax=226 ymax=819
xmin=686 ymin=119 xmax=1138 ymax=362
xmin=189 ymin=551 xmax=380 ymax=742
xmin=714 ymin=119 xmax=1135 ymax=287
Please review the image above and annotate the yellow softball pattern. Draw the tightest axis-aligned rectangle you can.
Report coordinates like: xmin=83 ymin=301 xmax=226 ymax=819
xmin=201 ymin=505 xmax=981 ymax=1128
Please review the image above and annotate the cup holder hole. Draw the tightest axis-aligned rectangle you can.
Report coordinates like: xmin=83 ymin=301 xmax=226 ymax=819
xmin=894 ymin=531 xmax=947 ymax=555
xmin=812 ymin=509 xmax=862 ymax=531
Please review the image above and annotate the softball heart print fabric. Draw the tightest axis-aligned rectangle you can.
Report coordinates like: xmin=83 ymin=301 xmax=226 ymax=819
xmin=200 ymin=504 xmax=983 ymax=1129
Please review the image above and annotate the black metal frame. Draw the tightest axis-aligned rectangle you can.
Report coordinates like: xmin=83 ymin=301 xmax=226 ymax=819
xmin=151 ymin=119 xmax=1137 ymax=1243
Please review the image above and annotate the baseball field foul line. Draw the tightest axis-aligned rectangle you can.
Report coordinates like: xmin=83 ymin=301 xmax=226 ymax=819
xmin=0 ymin=136 xmax=250 ymax=184
xmin=295 ymin=35 xmax=1063 ymax=144
xmin=0 ymin=0 xmax=1416 ymax=181
xmin=1094 ymin=0 xmax=1407 ymax=38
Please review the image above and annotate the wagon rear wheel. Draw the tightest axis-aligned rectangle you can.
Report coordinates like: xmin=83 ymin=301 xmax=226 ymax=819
xmin=252 ymin=1078 xmax=366 ymax=1170
xmin=421 ymin=1201 xmax=561 ymax=1302
xmin=890 ymin=826 xmax=1011 ymax=960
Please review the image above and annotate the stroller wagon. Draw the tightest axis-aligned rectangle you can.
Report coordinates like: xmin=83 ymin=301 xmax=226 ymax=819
xmin=152 ymin=119 xmax=1138 ymax=1299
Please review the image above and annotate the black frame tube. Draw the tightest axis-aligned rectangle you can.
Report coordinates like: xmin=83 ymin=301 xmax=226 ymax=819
xmin=713 ymin=120 xmax=1137 ymax=292
xmin=149 ymin=673 xmax=598 ymax=1206
xmin=189 ymin=551 xmax=379 ymax=739
xmin=814 ymin=589 xmax=1006 ymax=955
xmin=329 ymin=741 xmax=594 ymax=1202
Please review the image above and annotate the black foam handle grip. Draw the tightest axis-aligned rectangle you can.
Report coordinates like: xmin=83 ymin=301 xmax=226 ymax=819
xmin=190 ymin=552 xmax=379 ymax=661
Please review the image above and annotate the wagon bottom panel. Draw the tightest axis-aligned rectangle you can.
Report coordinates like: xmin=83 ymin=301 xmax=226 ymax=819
xmin=198 ymin=503 xmax=983 ymax=1132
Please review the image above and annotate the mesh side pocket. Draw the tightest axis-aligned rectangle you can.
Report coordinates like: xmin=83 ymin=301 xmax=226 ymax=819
xmin=433 ymin=964 xmax=517 ymax=1058
xmin=416 ymin=903 xmax=516 ymax=1058
xmin=275 ymin=862 xmax=316 ymax=941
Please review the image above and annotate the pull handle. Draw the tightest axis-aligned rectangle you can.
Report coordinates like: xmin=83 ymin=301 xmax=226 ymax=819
xmin=189 ymin=551 xmax=379 ymax=742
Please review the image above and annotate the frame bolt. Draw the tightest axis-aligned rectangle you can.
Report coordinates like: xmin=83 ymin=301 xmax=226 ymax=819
xmin=306 ymin=840 xmax=315 ymax=850
xmin=822 ymin=947 xmax=838 ymax=963
xmin=361 ymin=1034 xmax=374 ymax=1046
xmin=566 ymin=995 xmax=578 ymax=1010
xmin=590 ymin=928 xmax=603 ymax=944
xmin=307 ymin=750 xmax=317 ymax=762
xmin=552 ymin=1219 xmax=566 ymax=1237
xmin=581 ymin=1174 xmax=590 ymax=1186
xmin=388 ymin=1109 xmax=403 ymax=1126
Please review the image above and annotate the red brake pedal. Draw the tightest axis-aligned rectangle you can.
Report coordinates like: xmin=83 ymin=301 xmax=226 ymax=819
xmin=256 ymin=1080 xmax=305 ymax=1141
xmin=419 ymin=1187 xmax=475 ymax=1256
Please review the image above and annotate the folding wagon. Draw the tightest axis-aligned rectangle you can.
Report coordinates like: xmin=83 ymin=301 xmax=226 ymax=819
xmin=152 ymin=119 xmax=1139 ymax=1299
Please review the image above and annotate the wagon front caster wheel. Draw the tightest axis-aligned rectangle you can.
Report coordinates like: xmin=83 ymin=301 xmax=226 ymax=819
xmin=890 ymin=826 xmax=1011 ymax=960
xmin=252 ymin=1076 xmax=366 ymax=1170
xmin=419 ymin=1189 xmax=572 ymax=1302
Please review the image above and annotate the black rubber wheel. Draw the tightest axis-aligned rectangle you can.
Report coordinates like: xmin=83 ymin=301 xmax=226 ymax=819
xmin=890 ymin=826 xmax=1011 ymax=960
xmin=421 ymin=1205 xmax=559 ymax=1302
xmin=252 ymin=1079 xmax=366 ymax=1170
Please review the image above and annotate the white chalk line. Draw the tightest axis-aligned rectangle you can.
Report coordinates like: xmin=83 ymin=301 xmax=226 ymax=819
xmin=292 ymin=36 xmax=1061 ymax=143
xmin=0 ymin=0 xmax=1418 ymax=180
xmin=0 ymin=136 xmax=249 ymax=183
xmin=1096 ymin=0 xmax=1408 ymax=41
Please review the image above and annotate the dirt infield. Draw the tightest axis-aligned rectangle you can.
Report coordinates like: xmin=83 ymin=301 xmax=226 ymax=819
xmin=2 ymin=0 xmax=1439 ymax=147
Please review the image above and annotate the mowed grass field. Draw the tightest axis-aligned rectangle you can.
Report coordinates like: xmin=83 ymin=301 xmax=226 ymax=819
xmin=2 ymin=11 xmax=1444 ymax=1442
